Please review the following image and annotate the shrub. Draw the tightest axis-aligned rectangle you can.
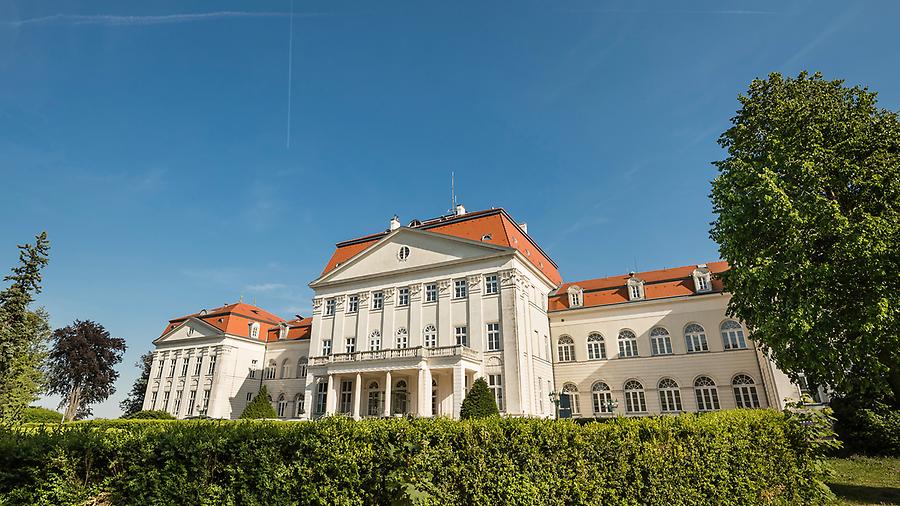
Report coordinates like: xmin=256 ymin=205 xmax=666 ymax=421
xmin=240 ymin=385 xmax=277 ymax=419
xmin=123 ymin=410 xmax=175 ymax=420
xmin=459 ymin=377 xmax=498 ymax=419
xmin=832 ymin=399 xmax=900 ymax=456
xmin=21 ymin=406 xmax=63 ymax=423
xmin=0 ymin=410 xmax=833 ymax=505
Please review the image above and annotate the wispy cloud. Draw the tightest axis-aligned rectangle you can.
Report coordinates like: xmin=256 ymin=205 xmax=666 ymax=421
xmin=1 ymin=11 xmax=324 ymax=28
xmin=245 ymin=283 xmax=287 ymax=292
xmin=560 ymin=8 xmax=776 ymax=15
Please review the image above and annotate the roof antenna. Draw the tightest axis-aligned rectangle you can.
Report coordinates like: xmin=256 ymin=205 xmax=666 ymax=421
xmin=239 ymin=294 xmax=243 ymax=303
xmin=449 ymin=171 xmax=457 ymax=213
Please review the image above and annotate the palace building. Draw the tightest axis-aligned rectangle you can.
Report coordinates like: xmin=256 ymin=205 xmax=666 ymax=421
xmin=143 ymin=206 xmax=809 ymax=419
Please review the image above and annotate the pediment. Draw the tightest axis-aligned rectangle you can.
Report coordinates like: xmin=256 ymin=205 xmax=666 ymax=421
xmin=314 ymin=227 xmax=512 ymax=285
xmin=154 ymin=317 xmax=222 ymax=344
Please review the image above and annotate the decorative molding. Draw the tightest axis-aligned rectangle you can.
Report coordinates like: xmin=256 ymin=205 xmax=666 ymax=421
xmin=312 ymin=298 xmax=324 ymax=309
xmin=383 ymin=287 xmax=395 ymax=301
xmin=466 ymin=274 xmax=483 ymax=291
xmin=499 ymin=269 xmax=517 ymax=287
xmin=438 ymin=279 xmax=453 ymax=292
xmin=409 ymin=283 xmax=422 ymax=295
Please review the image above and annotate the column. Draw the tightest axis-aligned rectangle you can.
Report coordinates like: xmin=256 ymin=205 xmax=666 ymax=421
xmin=352 ymin=373 xmax=362 ymax=420
xmin=437 ymin=280 xmax=452 ymax=346
xmin=417 ymin=367 xmax=426 ymax=416
xmin=333 ymin=296 xmax=346 ymax=352
xmin=421 ymin=364 xmax=433 ymax=417
xmin=452 ymin=365 xmax=464 ymax=419
xmin=383 ymin=370 xmax=392 ymax=417
xmin=357 ymin=293 xmax=371 ymax=353
xmin=326 ymin=373 xmax=336 ymax=415
xmin=383 ymin=288 xmax=396 ymax=350
xmin=302 ymin=374 xmax=315 ymax=420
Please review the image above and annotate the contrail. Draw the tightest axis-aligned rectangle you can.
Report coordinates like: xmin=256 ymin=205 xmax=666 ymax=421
xmin=286 ymin=0 xmax=294 ymax=149
xmin=1 ymin=11 xmax=323 ymax=28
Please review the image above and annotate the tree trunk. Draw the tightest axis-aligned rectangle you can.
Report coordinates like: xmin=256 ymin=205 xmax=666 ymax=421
xmin=64 ymin=385 xmax=81 ymax=422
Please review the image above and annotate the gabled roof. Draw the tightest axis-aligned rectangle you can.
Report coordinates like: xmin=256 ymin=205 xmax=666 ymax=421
xmin=318 ymin=208 xmax=562 ymax=285
xmin=549 ymin=261 xmax=729 ymax=311
xmin=160 ymin=302 xmax=286 ymax=341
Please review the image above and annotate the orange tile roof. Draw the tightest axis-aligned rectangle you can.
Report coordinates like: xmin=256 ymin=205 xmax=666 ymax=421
xmin=265 ymin=317 xmax=312 ymax=342
xmin=319 ymin=208 xmax=562 ymax=285
xmin=161 ymin=302 xmax=287 ymax=342
xmin=548 ymin=261 xmax=729 ymax=311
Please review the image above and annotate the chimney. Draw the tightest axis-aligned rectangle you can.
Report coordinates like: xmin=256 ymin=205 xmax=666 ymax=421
xmin=455 ymin=204 xmax=466 ymax=216
xmin=389 ymin=215 xmax=401 ymax=231
xmin=519 ymin=222 xmax=528 ymax=234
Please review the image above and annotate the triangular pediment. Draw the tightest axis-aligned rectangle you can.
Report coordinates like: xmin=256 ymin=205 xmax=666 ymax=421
xmin=154 ymin=317 xmax=223 ymax=344
xmin=313 ymin=227 xmax=513 ymax=285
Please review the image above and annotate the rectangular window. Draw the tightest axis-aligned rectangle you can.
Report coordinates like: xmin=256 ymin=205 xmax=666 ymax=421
xmin=619 ymin=339 xmax=638 ymax=358
xmin=202 ymin=389 xmax=210 ymax=411
xmin=194 ymin=357 xmax=202 ymax=376
xmin=488 ymin=374 xmax=505 ymax=411
xmin=455 ymin=326 xmax=468 ymax=347
xmin=156 ymin=359 xmax=163 ymax=378
xmin=345 ymin=337 xmax=356 ymax=353
xmin=537 ymin=377 xmax=544 ymax=413
xmin=296 ymin=393 xmax=305 ymax=416
xmin=425 ymin=283 xmax=438 ymax=303
xmin=322 ymin=339 xmax=332 ymax=356
xmin=486 ymin=323 xmax=501 ymax=351
xmin=372 ymin=291 xmax=384 ymax=310
xmin=187 ymin=390 xmax=196 ymax=416
xmin=397 ymin=287 xmax=409 ymax=306
xmin=249 ymin=359 xmax=257 ymax=379
xmin=315 ymin=381 xmax=328 ymax=414
xmin=484 ymin=274 xmax=499 ymax=295
xmin=339 ymin=380 xmax=353 ymax=414
xmin=454 ymin=279 xmax=467 ymax=299
xmin=325 ymin=298 xmax=336 ymax=316
xmin=246 ymin=392 xmax=252 ymax=402
xmin=347 ymin=295 xmax=359 ymax=313
xmin=151 ymin=391 xmax=158 ymax=409
xmin=207 ymin=355 xmax=217 ymax=375
xmin=169 ymin=359 xmax=176 ymax=377
xmin=181 ymin=359 xmax=189 ymax=377
xmin=173 ymin=390 xmax=182 ymax=414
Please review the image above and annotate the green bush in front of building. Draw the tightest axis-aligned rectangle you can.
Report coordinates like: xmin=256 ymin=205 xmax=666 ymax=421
xmin=122 ymin=410 xmax=175 ymax=420
xmin=459 ymin=377 xmax=499 ymax=419
xmin=0 ymin=409 xmax=834 ymax=505
xmin=239 ymin=385 xmax=277 ymax=419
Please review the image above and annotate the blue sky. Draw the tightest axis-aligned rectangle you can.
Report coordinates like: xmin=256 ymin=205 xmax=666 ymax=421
xmin=2 ymin=1 xmax=898 ymax=418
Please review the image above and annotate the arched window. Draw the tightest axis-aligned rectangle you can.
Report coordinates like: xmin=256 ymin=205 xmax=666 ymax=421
xmin=618 ymin=330 xmax=638 ymax=358
xmin=295 ymin=393 xmax=305 ymax=416
xmin=265 ymin=360 xmax=277 ymax=380
xmin=650 ymin=327 xmax=672 ymax=355
xmin=557 ymin=336 xmax=575 ymax=362
xmin=658 ymin=378 xmax=682 ymax=412
xmin=367 ymin=381 xmax=383 ymax=416
xmin=423 ymin=325 xmax=437 ymax=348
xmin=276 ymin=394 xmax=287 ymax=418
xmin=685 ymin=324 xmax=709 ymax=353
xmin=296 ymin=358 xmax=307 ymax=379
xmin=432 ymin=378 xmax=439 ymax=416
xmin=392 ymin=379 xmax=408 ymax=414
xmin=396 ymin=328 xmax=409 ymax=349
xmin=721 ymin=320 xmax=747 ymax=350
xmin=281 ymin=359 xmax=290 ymax=379
xmin=591 ymin=381 xmax=613 ymax=414
xmin=624 ymin=380 xmax=646 ymax=413
xmin=732 ymin=374 xmax=760 ymax=408
xmin=369 ymin=330 xmax=382 ymax=351
xmin=694 ymin=376 xmax=720 ymax=411
xmin=562 ymin=382 xmax=580 ymax=416
xmin=586 ymin=333 xmax=606 ymax=360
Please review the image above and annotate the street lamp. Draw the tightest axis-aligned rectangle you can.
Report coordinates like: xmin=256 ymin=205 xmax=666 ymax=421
xmin=603 ymin=398 xmax=619 ymax=416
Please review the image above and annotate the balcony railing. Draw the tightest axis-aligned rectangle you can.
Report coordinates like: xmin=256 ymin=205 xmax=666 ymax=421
xmin=310 ymin=345 xmax=479 ymax=365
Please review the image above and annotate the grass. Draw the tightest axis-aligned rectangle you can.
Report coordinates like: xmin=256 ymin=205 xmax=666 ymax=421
xmin=827 ymin=456 xmax=900 ymax=505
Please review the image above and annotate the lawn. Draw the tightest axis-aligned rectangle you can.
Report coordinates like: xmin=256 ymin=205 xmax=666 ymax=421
xmin=827 ymin=457 xmax=900 ymax=505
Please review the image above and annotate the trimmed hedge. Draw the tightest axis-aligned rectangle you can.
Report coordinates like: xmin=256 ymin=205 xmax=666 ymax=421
xmin=0 ymin=410 xmax=832 ymax=505
xmin=123 ymin=409 xmax=176 ymax=420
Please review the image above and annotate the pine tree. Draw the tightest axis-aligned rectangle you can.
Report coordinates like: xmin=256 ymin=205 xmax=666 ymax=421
xmin=240 ymin=385 xmax=278 ymax=419
xmin=120 ymin=352 xmax=153 ymax=417
xmin=459 ymin=377 xmax=499 ymax=419
xmin=0 ymin=232 xmax=51 ymax=422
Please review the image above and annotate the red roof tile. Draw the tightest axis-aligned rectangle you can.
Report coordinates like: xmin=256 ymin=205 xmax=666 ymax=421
xmin=161 ymin=302 xmax=287 ymax=342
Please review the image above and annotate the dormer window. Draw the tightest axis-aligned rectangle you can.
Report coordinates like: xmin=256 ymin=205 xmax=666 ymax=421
xmin=567 ymin=286 xmax=583 ymax=308
xmin=627 ymin=276 xmax=645 ymax=301
xmin=693 ymin=265 xmax=712 ymax=293
xmin=248 ymin=322 xmax=260 ymax=339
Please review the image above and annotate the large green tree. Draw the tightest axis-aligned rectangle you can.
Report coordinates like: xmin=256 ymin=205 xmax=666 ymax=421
xmin=47 ymin=320 xmax=126 ymax=421
xmin=0 ymin=232 xmax=51 ymax=422
xmin=710 ymin=72 xmax=900 ymax=407
xmin=459 ymin=378 xmax=499 ymax=419
xmin=119 ymin=351 xmax=153 ymax=417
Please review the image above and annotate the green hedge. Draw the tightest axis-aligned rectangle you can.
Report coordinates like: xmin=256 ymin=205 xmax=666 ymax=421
xmin=122 ymin=409 xmax=176 ymax=420
xmin=0 ymin=410 xmax=832 ymax=505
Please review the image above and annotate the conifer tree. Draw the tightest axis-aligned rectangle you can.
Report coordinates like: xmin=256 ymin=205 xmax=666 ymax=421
xmin=459 ymin=377 xmax=499 ymax=419
xmin=240 ymin=385 xmax=278 ymax=419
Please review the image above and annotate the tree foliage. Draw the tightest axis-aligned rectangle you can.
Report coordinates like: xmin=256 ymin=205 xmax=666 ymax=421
xmin=123 ymin=410 xmax=175 ymax=420
xmin=46 ymin=320 xmax=126 ymax=421
xmin=21 ymin=406 xmax=63 ymax=423
xmin=0 ymin=232 xmax=51 ymax=422
xmin=119 ymin=351 xmax=153 ymax=417
xmin=710 ymin=72 xmax=900 ymax=406
xmin=239 ymin=385 xmax=277 ymax=419
xmin=459 ymin=377 xmax=499 ymax=419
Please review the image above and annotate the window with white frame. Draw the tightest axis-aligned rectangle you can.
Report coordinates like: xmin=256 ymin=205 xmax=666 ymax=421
xmin=265 ymin=360 xmax=276 ymax=379
xmin=557 ymin=335 xmax=575 ymax=362
xmin=694 ymin=376 xmax=720 ymax=411
xmin=277 ymin=394 xmax=287 ymax=418
xmin=693 ymin=265 xmax=712 ymax=293
xmin=396 ymin=328 xmax=408 ymax=349
xmin=454 ymin=279 xmax=468 ymax=299
xmin=454 ymin=326 xmax=468 ymax=346
xmin=202 ymin=389 xmax=210 ymax=411
xmin=156 ymin=358 xmax=164 ymax=378
xmin=174 ymin=390 xmax=183 ymax=414
xmin=295 ymin=393 xmax=305 ymax=416
xmin=567 ymin=286 xmax=583 ymax=308
xmin=484 ymin=274 xmax=499 ymax=294
xmin=322 ymin=339 xmax=332 ymax=356
xmin=650 ymin=327 xmax=673 ymax=355
xmin=367 ymin=381 xmax=383 ymax=416
xmin=562 ymin=383 xmax=580 ymax=416
xmin=246 ymin=392 xmax=252 ymax=403
xmin=347 ymin=295 xmax=359 ymax=313
xmin=315 ymin=380 xmax=328 ymax=415
xmin=296 ymin=358 xmax=307 ymax=379
xmin=423 ymin=325 xmax=437 ymax=348
xmin=207 ymin=354 xmax=217 ymax=375
xmin=618 ymin=330 xmax=638 ymax=358
xmin=685 ymin=323 xmax=709 ymax=353
xmin=169 ymin=359 xmax=176 ymax=377
xmin=339 ymin=380 xmax=353 ymax=414
xmin=721 ymin=320 xmax=747 ymax=350
xmin=163 ymin=390 xmax=171 ymax=411
xmin=658 ymin=378 xmax=682 ymax=412
xmin=325 ymin=298 xmax=336 ymax=316
xmin=627 ymin=277 xmax=644 ymax=301
xmin=194 ymin=357 xmax=202 ymax=376
xmin=150 ymin=391 xmax=158 ymax=410
xmin=249 ymin=322 xmax=260 ymax=339
xmin=181 ymin=358 xmax=189 ymax=377
xmin=732 ymin=375 xmax=760 ymax=408
xmin=281 ymin=359 xmax=290 ymax=379
xmin=249 ymin=359 xmax=257 ymax=378
xmin=372 ymin=291 xmax=384 ymax=310
xmin=398 ymin=245 xmax=410 ymax=261
xmin=592 ymin=381 xmax=613 ymax=414
xmin=624 ymin=380 xmax=646 ymax=413
xmin=425 ymin=283 xmax=438 ymax=303
xmin=486 ymin=323 xmax=501 ymax=351
xmin=369 ymin=330 xmax=382 ymax=351
xmin=392 ymin=380 xmax=408 ymax=415
xmin=346 ymin=336 xmax=356 ymax=353
xmin=398 ymin=287 xmax=410 ymax=306
xmin=537 ymin=376 xmax=544 ymax=413
xmin=488 ymin=374 xmax=505 ymax=411
xmin=586 ymin=332 xmax=606 ymax=360
xmin=187 ymin=390 xmax=196 ymax=416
